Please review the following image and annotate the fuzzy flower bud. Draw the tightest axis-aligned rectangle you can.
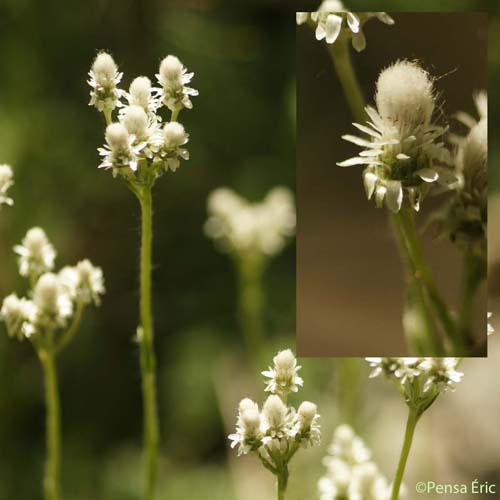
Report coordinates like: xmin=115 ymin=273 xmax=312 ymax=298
xmin=88 ymin=51 xmax=123 ymax=112
xmin=0 ymin=294 xmax=35 ymax=340
xmin=33 ymin=273 xmax=72 ymax=328
xmin=129 ymin=76 xmax=152 ymax=110
xmin=376 ymin=61 xmax=435 ymax=131
xmin=262 ymin=349 xmax=304 ymax=397
xmin=298 ymin=401 xmax=318 ymax=428
xmin=159 ymin=55 xmax=183 ymax=85
xmin=122 ymin=105 xmax=149 ymax=141
xmin=14 ymin=227 xmax=56 ymax=279
xmin=262 ymin=395 xmax=288 ymax=432
xmin=59 ymin=259 xmax=105 ymax=306
xmin=106 ymin=123 xmax=129 ymax=151
xmin=163 ymin=121 xmax=187 ymax=149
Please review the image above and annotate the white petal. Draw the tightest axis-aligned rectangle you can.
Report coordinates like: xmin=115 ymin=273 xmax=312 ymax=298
xmin=396 ymin=153 xmax=411 ymax=160
xmin=324 ymin=15 xmax=342 ymax=44
xmin=352 ymin=122 xmax=381 ymax=138
xmin=416 ymin=168 xmax=439 ymax=182
xmin=385 ymin=181 xmax=403 ymax=213
xmin=342 ymin=134 xmax=372 ymax=147
xmin=454 ymin=111 xmax=477 ymax=129
xmin=377 ymin=13 xmax=395 ymax=25
xmin=359 ymin=149 xmax=383 ymax=157
xmin=363 ymin=172 xmax=378 ymax=199
xmin=351 ymin=31 xmax=366 ymax=52
xmin=337 ymin=157 xmax=381 ymax=167
xmin=347 ymin=12 xmax=360 ymax=33
xmin=315 ymin=23 xmax=326 ymax=41
xmin=375 ymin=185 xmax=386 ymax=208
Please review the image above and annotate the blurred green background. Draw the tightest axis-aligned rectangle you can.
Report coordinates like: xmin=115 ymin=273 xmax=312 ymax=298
xmin=0 ymin=1 xmax=499 ymax=499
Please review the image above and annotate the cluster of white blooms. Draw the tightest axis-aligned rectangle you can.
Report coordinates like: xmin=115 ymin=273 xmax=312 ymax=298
xmin=444 ymin=92 xmax=487 ymax=248
xmin=338 ymin=61 xmax=456 ymax=213
xmin=229 ymin=350 xmax=320 ymax=472
xmin=366 ymin=357 xmax=463 ymax=412
xmin=89 ymin=52 xmax=196 ymax=180
xmin=204 ymin=187 xmax=296 ymax=257
xmin=1 ymin=228 xmax=105 ymax=342
xmin=297 ymin=1 xmax=394 ymax=52
xmin=262 ymin=349 xmax=304 ymax=398
xmin=319 ymin=425 xmax=393 ymax=500
xmin=0 ymin=164 xmax=14 ymax=208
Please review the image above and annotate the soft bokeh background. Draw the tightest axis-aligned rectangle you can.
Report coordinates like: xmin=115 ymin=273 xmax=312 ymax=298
xmin=297 ymin=12 xmax=489 ymax=356
xmin=0 ymin=1 xmax=499 ymax=499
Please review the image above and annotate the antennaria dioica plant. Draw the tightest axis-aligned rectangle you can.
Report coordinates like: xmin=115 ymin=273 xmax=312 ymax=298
xmin=205 ymin=188 xmax=295 ymax=363
xmin=88 ymin=51 xmax=198 ymax=499
xmin=297 ymin=5 xmax=487 ymax=356
xmin=229 ymin=349 xmax=320 ymax=500
xmin=1 ymin=228 xmax=104 ymax=500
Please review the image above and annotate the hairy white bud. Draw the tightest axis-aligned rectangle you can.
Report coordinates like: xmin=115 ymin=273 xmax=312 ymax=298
xmin=14 ymin=227 xmax=56 ymax=278
xmin=298 ymin=401 xmax=317 ymax=428
xmin=163 ymin=121 xmax=187 ymax=149
xmin=0 ymin=294 xmax=35 ymax=339
xmin=262 ymin=395 xmax=287 ymax=430
xmin=92 ymin=52 xmax=118 ymax=87
xmin=376 ymin=61 xmax=435 ymax=130
xmin=122 ymin=105 xmax=148 ymax=140
xmin=129 ymin=76 xmax=152 ymax=109
xmin=159 ymin=55 xmax=183 ymax=84
xmin=106 ymin=123 xmax=129 ymax=151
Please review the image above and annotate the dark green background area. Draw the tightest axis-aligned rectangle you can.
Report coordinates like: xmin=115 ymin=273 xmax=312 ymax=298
xmin=0 ymin=1 xmax=499 ymax=499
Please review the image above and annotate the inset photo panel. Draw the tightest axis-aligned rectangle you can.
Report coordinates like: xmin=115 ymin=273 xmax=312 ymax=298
xmin=296 ymin=12 xmax=487 ymax=357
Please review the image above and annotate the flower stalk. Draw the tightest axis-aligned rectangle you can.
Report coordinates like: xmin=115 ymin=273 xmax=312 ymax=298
xmin=390 ymin=407 xmax=419 ymax=500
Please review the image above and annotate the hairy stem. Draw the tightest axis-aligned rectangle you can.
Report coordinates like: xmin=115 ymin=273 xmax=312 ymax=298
xmin=139 ymin=187 xmax=160 ymax=500
xmin=327 ymin=38 xmax=366 ymax=123
xmin=41 ymin=347 xmax=61 ymax=500
xmin=391 ymin=407 xmax=419 ymax=500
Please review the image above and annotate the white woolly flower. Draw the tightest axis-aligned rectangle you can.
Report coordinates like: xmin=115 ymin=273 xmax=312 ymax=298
xmin=156 ymin=55 xmax=199 ymax=112
xmin=205 ymin=187 xmax=296 ymax=257
xmin=338 ymin=61 xmax=455 ymax=213
xmin=127 ymin=76 xmax=160 ymax=114
xmin=98 ymin=122 xmax=142 ymax=176
xmin=59 ymin=259 xmax=105 ymax=306
xmin=14 ymin=227 xmax=56 ymax=279
xmin=88 ymin=52 xmax=123 ymax=112
xmin=0 ymin=294 xmax=36 ymax=340
xmin=298 ymin=2 xmax=394 ymax=52
xmin=365 ymin=357 xmax=421 ymax=383
xmin=296 ymin=401 xmax=321 ymax=447
xmin=157 ymin=121 xmax=190 ymax=172
xmin=0 ymin=164 xmax=14 ymax=207
xmin=261 ymin=395 xmax=288 ymax=437
xmin=262 ymin=349 xmax=304 ymax=398
xmin=319 ymin=425 xmax=390 ymax=500
xmin=418 ymin=357 xmax=463 ymax=392
xmin=32 ymin=273 xmax=73 ymax=329
xmin=228 ymin=398 xmax=263 ymax=456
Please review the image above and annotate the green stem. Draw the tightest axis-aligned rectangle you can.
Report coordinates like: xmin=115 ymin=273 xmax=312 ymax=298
xmin=55 ymin=301 xmax=84 ymax=354
xmin=390 ymin=212 xmax=443 ymax=356
xmin=391 ymin=407 xmax=419 ymax=500
xmin=236 ymin=254 xmax=265 ymax=364
xmin=41 ymin=347 xmax=61 ymax=500
xmin=277 ymin=468 xmax=288 ymax=500
xmin=139 ymin=187 xmax=160 ymax=500
xmin=393 ymin=207 xmax=455 ymax=353
xmin=327 ymin=37 xmax=366 ymax=124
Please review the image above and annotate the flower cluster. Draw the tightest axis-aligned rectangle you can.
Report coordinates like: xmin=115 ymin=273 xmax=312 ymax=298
xmin=229 ymin=350 xmax=320 ymax=476
xmin=444 ymin=92 xmax=487 ymax=250
xmin=204 ymin=187 xmax=296 ymax=258
xmin=319 ymin=424 xmax=394 ymax=500
xmin=89 ymin=52 xmax=196 ymax=182
xmin=1 ymin=228 xmax=105 ymax=344
xmin=297 ymin=1 xmax=394 ymax=52
xmin=338 ymin=60 xmax=456 ymax=213
xmin=366 ymin=357 xmax=463 ymax=414
xmin=0 ymin=164 xmax=14 ymax=208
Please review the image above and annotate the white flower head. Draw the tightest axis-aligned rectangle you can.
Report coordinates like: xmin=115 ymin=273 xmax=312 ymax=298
xmin=156 ymin=121 xmax=190 ymax=173
xmin=59 ymin=259 xmax=105 ymax=306
xmin=365 ymin=357 xmax=421 ymax=383
xmin=88 ymin=51 xmax=123 ymax=112
xmin=33 ymin=272 xmax=73 ymax=329
xmin=98 ymin=122 xmax=140 ymax=176
xmin=338 ymin=61 xmax=455 ymax=213
xmin=14 ymin=227 xmax=56 ymax=279
xmin=261 ymin=394 xmax=288 ymax=434
xmin=348 ymin=462 xmax=389 ymax=500
xmin=418 ymin=357 xmax=463 ymax=393
xmin=127 ymin=76 xmax=159 ymax=114
xmin=298 ymin=2 xmax=394 ymax=52
xmin=0 ymin=164 xmax=14 ymax=208
xmin=122 ymin=105 xmax=149 ymax=141
xmin=296 ymin=401 xmax=321 ymax=447
xmin=262 ymin=349 xmax=304 ymax=398
xmin=157 ymin=55 xmax=199 ymax=112
xmin=327 ymin=424 xmax=371 ymax=465
xmin=205 ymin=187 xmax=296 ymax=258
xmin=1 ymin=294 xmax=36 ymax=340
xmin=228 ymin=398 xmax=263 ymax=456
